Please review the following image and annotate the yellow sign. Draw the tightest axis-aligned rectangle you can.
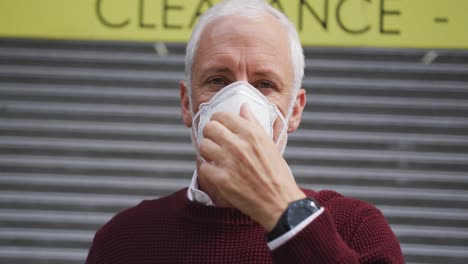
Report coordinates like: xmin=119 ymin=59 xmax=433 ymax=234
xmin=0 ymin=0 xmax=467 ymax=49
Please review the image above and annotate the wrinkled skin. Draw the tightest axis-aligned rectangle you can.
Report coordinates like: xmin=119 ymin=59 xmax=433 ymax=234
xmin=180 ymin=15 xmax=307 ymax=231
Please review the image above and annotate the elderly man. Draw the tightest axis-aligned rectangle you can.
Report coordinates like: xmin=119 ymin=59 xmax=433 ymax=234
xmin=86 ymin=0 xmax=404 ymax=263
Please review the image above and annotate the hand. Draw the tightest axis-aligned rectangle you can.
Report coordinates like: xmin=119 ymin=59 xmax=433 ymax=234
xmin=198 ymin=104 xmax=305 ymax=231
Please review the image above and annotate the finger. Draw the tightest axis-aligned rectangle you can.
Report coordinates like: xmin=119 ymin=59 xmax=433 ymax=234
xmin=239 ymin=103 xmax=263 ymax=130
xmin=203 ymin=119 xmax=236 ymax=146
xmin=210 ymin=111 xmax=246 ymax=135
xmin=199 ymin=161 xmax=228 ymax=191
xmin=199 ymin=138 xmax=223 ymax=164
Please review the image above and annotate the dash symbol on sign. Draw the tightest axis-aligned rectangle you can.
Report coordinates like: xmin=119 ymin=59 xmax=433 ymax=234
xmin=434 ymin=17 xmax=449 ymax=24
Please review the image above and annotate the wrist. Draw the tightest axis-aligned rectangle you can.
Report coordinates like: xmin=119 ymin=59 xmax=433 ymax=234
xmin=266 ymin=196 xmax=321 ymax=241
xmin=263 ymin=189 xmax=306 ymax=232
xmin=262 ymin=201 xmax=288 ymax=232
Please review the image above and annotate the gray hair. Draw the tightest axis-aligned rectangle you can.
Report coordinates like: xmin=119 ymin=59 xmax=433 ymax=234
xmin=184 ymin=0 xmax=305 ymax=99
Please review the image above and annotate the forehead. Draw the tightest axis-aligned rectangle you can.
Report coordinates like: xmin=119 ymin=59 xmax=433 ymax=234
xmin=200 ymin=14 xmax=288 ymax=46
xmin=193 ymin=14 xmax=293 ymax=77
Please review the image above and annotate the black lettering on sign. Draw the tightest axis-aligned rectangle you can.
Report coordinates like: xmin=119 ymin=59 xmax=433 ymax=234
xmin=139 ymin=0 xmax=156 ymax=29
xmin=190 ymin=0 xmax=214 ymax=28
xmin=96 ymin=0 xmax=130 ymax=28
xmin=269 ymin=0 xmax=285 ymax=14
xmin=164 ymin=0 xmax=183 ymax=29
xmin=380 ymin=0 xmax=401 ymax=35
xmin=336 ymin=0 xmax=371 ymax=34
xmin=299 ymin=0 xmax=329 ymax=31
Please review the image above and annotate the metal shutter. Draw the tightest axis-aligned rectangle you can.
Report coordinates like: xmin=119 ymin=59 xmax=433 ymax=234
xmin=0 ymin=38 xmax=467 ymax=264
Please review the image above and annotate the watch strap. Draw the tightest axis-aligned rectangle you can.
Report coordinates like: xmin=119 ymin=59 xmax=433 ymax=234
xmin=266 ymin=207 xmax=290 ymax=241
xmin=266 ymin=197 xmax=321 ymax=242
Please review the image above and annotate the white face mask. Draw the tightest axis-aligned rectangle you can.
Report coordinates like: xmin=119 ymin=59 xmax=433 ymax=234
xmin=191 ymin=81 xmax=289 ymax=157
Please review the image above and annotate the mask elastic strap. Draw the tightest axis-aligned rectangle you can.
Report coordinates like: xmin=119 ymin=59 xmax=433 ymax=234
xmin=278 ymin=89 xmax=300 ymax=153
xmin=274 ymin=109 xmax=289 ymax=154
xmin=190 ymin=99 xmax=207 ymax=163
xmin=273 ymin=104 xmax=295 ymax=181
xmin=190 ymin=108 xmax=206 ymax=162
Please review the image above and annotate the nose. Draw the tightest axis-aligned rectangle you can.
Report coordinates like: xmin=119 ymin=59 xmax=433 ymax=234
xmin=234 ymin=70 xmax=249 ymax=85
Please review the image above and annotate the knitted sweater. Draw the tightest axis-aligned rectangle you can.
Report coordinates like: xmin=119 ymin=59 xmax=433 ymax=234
xmin=86 ymin=188 xmax=404 ymax=263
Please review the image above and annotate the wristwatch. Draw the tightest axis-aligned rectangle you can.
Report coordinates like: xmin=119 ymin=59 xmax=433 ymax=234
xmin=267 ymin=197 xmax=321 ymax=241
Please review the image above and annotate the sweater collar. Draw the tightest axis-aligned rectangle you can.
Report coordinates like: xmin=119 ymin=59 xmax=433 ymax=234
xmin=187 ymin=169 xmax=215 ymax=206
xmin=181 ymin=188 xmax=258 ymax=226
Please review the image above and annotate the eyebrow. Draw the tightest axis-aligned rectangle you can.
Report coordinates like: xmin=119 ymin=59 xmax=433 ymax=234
xmin=199 ymin=65 xmax=288 ymax=88
xmin=252 ymin=69 xmax=287 ymax=88
xmin=199 ymin=66 xmax=233 ymax=81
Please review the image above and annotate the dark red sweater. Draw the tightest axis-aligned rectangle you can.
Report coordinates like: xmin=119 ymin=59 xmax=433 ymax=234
xmin=86 ymin=188 xmax=404 ymax=263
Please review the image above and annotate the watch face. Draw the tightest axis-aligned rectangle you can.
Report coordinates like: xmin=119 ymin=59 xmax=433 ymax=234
xmin=287 ymin=199 xmax=319 ymax=228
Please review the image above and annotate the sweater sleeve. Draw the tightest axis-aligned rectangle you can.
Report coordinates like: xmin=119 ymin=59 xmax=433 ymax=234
xmin=270 ymin=206 xmax=404 ymax=263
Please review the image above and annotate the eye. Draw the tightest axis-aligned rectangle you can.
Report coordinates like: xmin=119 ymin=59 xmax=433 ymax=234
xmin=255 ymin=81 xmax=275 ymax=89
xmin=207 ymin=77 xmax=228 ymax=86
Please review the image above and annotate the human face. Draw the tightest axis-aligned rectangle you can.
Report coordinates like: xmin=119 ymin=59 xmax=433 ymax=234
xmin=180 ymin=14 xmax=306 ymax=140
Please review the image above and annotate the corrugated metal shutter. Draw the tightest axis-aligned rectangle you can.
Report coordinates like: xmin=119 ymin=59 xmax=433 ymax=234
xmin=0 ymin=38 xmax=467 ymax=264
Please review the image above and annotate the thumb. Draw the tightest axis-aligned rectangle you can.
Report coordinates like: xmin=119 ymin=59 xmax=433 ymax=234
xmin=240 ymin=103 xmax=255 ymax=121
xmin=240 ymin=103 xmax=269 ymax=135
xmin=240 ymin=103 xmax=263 ymax=129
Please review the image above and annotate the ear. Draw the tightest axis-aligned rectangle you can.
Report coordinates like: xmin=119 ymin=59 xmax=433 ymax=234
xmin=180 ymin=81 xmax=192 ymax=128
xmin=287 ymin=88 xmax=306 ymax=133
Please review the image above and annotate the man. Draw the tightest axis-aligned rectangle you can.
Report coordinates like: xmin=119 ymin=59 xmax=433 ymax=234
xmin=86 ymin=0 xmax=404 ymax=263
